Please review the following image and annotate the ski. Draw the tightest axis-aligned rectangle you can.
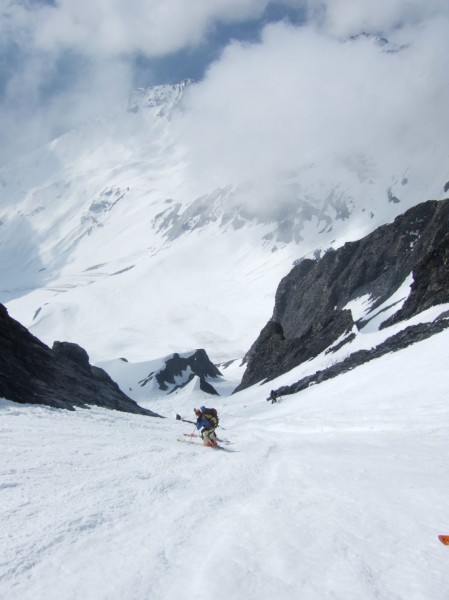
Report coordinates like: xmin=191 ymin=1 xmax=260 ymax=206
xmin=177 ymin=438 xmax=220 ymax=449
xmin=183 ymin=433 xmax=232 ymax=445
xmin=176 ymin=438 xmax=235 ymax=452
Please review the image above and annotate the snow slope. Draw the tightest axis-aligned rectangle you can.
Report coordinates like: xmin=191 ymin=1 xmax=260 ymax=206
xmin=0 ymin=107 xmax=300 ymax=362
xmin=1 ymin=80 xmax=447 ymax=364
xmin=1 ymin=322 xmax=448 ymax=600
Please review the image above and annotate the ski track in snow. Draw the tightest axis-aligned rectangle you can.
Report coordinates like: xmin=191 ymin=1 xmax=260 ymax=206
xmin=1 ymin=330 xmax=449 ymax=600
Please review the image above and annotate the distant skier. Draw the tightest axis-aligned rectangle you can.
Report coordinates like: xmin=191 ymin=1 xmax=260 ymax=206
xmin=267 ymin=390 xmax=278 ymax=404
xmin=194 ymin=406 xmax=219 ymax=447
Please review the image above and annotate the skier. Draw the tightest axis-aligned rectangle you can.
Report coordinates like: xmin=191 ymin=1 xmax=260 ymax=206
xmin=194 ymin=406 xmax=219 ymax=447
xmin=267 ymin=390 xmax=278 ymax=404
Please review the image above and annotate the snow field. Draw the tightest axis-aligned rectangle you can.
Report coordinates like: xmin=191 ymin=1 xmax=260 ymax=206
xmin=1 ymin=327 xmax=449 ymax=600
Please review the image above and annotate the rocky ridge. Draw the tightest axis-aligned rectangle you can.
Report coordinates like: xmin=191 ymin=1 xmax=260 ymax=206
xmin=236 ymin=198 xmax=449 ymax=391
xmin=274 ymin=317 xmax=449 ymax=398
xmin=0 ymin=303 xmax=161 ymax=415
xmin=127 ymin=78 xmax=194 ymax=116
xmin=139 ymin=349 xmax=222 ymax=395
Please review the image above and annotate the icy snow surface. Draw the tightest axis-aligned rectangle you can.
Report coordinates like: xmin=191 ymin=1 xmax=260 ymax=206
xmin=1 ymin=326 xmax=448 ymax=600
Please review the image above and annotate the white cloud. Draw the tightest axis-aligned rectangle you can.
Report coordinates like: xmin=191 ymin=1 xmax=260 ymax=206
xmin=174 ymin=16 xmax=449 ymax=212
xmin=6 ymin=0 xmax=269 ymax=58
xmin=0 ymin=0 xmax=273 ymax=164
xmin=0 ymin=0 xmax=448 ymax=192
xmin=303 ymin=0 xmax=449 ymax=37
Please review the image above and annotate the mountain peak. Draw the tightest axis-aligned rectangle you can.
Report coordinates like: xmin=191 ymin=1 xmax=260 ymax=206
xmin=127 ymin=78 xmax=195 ymax=116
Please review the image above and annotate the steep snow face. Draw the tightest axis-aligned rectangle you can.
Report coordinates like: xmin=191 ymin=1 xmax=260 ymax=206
xmin=1 ymin=322 xmax=448 ymax=600
xmin=0 ymin=79 xmax=446 ymax=363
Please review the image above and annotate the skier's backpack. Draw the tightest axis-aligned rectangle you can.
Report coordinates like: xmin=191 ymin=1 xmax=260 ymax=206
xmin=202 ymin=407 xmax=219 ymax=428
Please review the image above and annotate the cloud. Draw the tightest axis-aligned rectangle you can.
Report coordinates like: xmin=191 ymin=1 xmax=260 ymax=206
xmin=4 ymin=0 xmax=270 ymax=58
xmin=284 ymin=0 xmax=449 ymax=37
xmin=0 ymin=0 xmax=277 ymax=165
xmin=175 ymin=15 xmax=449 ymax=213
xmin=0 ymin=0 xmax=448 ymax=191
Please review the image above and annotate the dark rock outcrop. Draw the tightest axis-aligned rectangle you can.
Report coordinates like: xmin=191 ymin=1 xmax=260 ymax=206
xmin=381 ymin=232 xmax=449 ymax=328
xmin=167 ymin=372 xmax=220 ymax=396
xmin=273 ymin=317 xmax=449 ymax=398
xmin=237 ymin=198 xmax=449 ymax=391
xmin=199 ymin=377 xmax=220 ymax=395
xmin=145 ymin=349 xmax=221 ymax=395
xmin=273 ymin=199 xmax=449 ymax=339
xmin=0 ymin=303 xmax=161 ymax=416
xmin=235 ymin=310 xmax=354 ymax=392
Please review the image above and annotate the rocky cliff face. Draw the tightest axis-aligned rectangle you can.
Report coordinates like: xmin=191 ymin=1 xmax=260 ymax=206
xmin=381 ymin=231 xmax=449 ymax=328
xmin=275 ymin=318 xmax=449 ymax=398
xmin=147 ymin=349 xmax=221 ymax=395
xmin=236 ymin=198 xmax=449 ymax=391
xmin=0 ymin=304 xmax=161 ymax=416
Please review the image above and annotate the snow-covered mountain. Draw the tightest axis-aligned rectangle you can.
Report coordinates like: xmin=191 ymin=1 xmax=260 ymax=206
xmin=0 ymin=78 xmax=447 ymax=370
xmin=1 ymin=311 xmax=448 ymax=600
xmin=127 ymin=78 xmax=194 ymax=116
xmin=1 ymin=73 xmax=449 ymax=600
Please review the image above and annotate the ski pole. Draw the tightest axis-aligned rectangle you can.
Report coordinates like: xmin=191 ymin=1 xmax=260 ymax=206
xmin=188 ymin=425 xmax=196 ymax=443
